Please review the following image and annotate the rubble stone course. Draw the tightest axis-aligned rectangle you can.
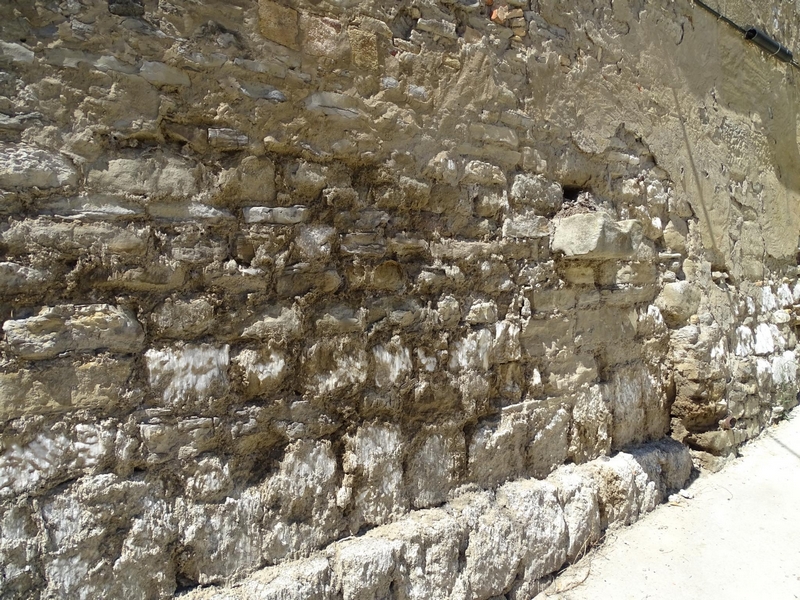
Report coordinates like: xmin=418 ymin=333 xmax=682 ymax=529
xmin=0 ymin=0 xmax=798 ymax=598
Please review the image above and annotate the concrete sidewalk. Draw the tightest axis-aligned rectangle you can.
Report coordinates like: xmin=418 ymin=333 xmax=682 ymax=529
xmin=545 ymin=412 xmax=800 ymax=600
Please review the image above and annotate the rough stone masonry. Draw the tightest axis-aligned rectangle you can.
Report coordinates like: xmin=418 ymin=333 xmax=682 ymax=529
xmin=0 ymin=0 xmax=798 ymax=598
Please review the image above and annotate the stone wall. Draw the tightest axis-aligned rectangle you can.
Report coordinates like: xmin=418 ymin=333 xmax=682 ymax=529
xmin=1 ymin=0 xmax=799 ymax=598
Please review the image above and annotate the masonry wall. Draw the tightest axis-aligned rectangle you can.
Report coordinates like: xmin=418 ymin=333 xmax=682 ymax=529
xmin=1 ymin=0 xmax=799 ymax=598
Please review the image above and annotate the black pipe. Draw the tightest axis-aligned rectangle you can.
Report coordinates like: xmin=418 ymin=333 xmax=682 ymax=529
xmin=745 ymin=27 xmax=794 ymax=63
xmin=694 ymin=0 xmax=746 ymax=34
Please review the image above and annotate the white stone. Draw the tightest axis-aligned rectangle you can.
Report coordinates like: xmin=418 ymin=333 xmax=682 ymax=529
xmin=372 ymin=337 xmax=412 ymax=388
xmin=0 ymin=143 xmax=78 ymax=188
xmin=145 ymin=344 xmax=230 ymax=404
xmin=243 ymin=206 xmax=309 ymax=224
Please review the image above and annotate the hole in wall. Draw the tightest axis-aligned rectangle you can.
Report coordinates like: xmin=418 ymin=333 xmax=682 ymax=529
xmin=562 ymin=186 xmax=586 ymax=201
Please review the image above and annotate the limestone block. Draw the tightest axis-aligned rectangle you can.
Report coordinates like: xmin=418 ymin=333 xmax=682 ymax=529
xmin=406 ymin=431 xmax=464 ymax=509
xmin=663 ymin=217 xmax=688 ymax=254
xmin=497 ymin=479 xmax=568 ymax=588
xmin=0 ymin=357 xmax=132 ymax=420
xmin=149 ymin=297 xmax=215 ymax=339
xmin=525 ymin=404 xmax=571 ymax=479
xmin=340 ymin=233 xmax=386 ymax=258
xmin=416 ymin=18 xmax=458 ymax=39
xmin=144 ymin=344 xmax=230 ymax=406
xmin=0 ymin=143 xmax=77 ymax=189
xmin=287 ymin=162 xmax=328 ymax=197
xmin=0 ymin=41 xmax=34 ymax=64
xmin=468 ymin=410 xmax=528 ymax=488
xmin=602 ymin=365 xmax=661 ymax=449
xmin=343 ymin=423 xmax=405 ymax=528
xmin=628 ymin=438 xmax=693 ymax=499
xmin=0 ymin=262 xmax=49 ymax=296
xmin=461 ymin=160 xmax=507 ymax=186
xmin=569 ymin=385 xmax=612 ymax=462
xmin=302 ymin=14 xmax=346 ymax=58
xmin=372 ymin=337 xmax=412 ymax=389
xmin=217 ymin=156 xmax=276 ymax=205
xmin=332 ymin=536 xmax=402 ymax=600
xmin=0 ymin=424 xmax=114 ymax=498
xmin=510 ymin=173 xmax=563 ymax=215
xmin=208 ymin=128 xmax=248 ymax=150
xmin=151 ymin=202 xmax=233 ymax=224
xmin=378 ymin=509 xmax=465 ymax=598
xmin=231 ymin=347 xmax=287 ymax=397
xmin=108 ymin=259 xmax=186 ymax=292
xmin=265 ymin=440 xmax=339 ymax=523
xmin=654 ymin=281 xmax=701 ymax=327
xmin=277 ymin=269 xmax=342 ymax=297
xmin=138 ymin=61 xmax=190 ymax=87
xmin=258 ymin=0 xmax=300 ymax=50
xmin=460 ymin=506 xmax=524 ymax=598
xmin=304 ymin=337 xmax=368 ymax=397
xmin=552 ymin=212 xmax=638 ymax=259
xmin=38 ymin=195 xmax=144 ymax=221
xmin=502 ymin=215 xmax=550 ymax=238
xmin=107 ymin=0 xmax=145 ymax=17
xmin=492 ymin=319 xmax=521 ymax=363
xmin=449 ymin=328 xmax=493 ymax=372
xmin=239 ymin=557 xmax=333 ymax=600
xmin=243 ymin=206 xmax=309 ymax=224
xmin=0 ymin=221 xmax=149 ymax=259
xmin=87 ymin=156 xmax=199 ymax=199
xmin=3 ymin=304 xmax=144 ymax=360
xmin=241 ymin=305 xmax=303 ymax=340
xmin=294 ymin=225 xmax=336 ymax=261
xmin=549 ymin=466 xmax=602 ymax=561
xmin=348 ymin=28 xmax=379 ymax=70
xmin=176 ymin=492 xmax=263 ymax=584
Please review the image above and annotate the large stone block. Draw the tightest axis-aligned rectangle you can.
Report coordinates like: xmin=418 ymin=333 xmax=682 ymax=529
xmin=0 ymin=220 xmax=150 ymax=259
xmin=654 ymin=280 xmax=701 ymax=327
xmin=258 ymin=0 xmax=300 ymax=50
xmin=3 ymin=304 xmax=144 ymax=360
xmin=145 ymin=344 xmax=230 ymax=406
xmin=0 ymin=143 xmax=78 ymax=189
xmin=552 ymin=212 xmax=639 ymax=259
xmin=87 ymin=156 xmax=199 ymax=199
xmin=0 ymin=357 xmax=133 ymax=420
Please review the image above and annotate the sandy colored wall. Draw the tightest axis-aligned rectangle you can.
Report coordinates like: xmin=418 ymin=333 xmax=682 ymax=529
xmin=0 ymin=0 xmax=798 ymax=598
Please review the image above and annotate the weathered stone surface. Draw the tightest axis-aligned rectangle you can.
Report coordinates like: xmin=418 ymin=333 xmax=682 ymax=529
xmin=145 ymin=344 xmax=229 ymax=406
xmin=655 ymin=281 xmax=702 ymax=327
xmin=258 ymin=0 xmax=300 ymax=50
xmin=3 ymin=305 xmax=144 ymax=360
xmin=0 ymin=262 xmax=49 ymax=295
xmin=0 ymin=144 xmax=77 ymax=189
xmin=0 ymin=358 xmax=133 ymax=420
xmin=87 ymin=156 xmax=198 ymax=199
xmin=139 ymin=62 xmax=190 ymax=87
xmin=243 ymin=206 xmax=309 ymax=224
xmin=1 ymin=220 xmax=150 ymax=258
xmin=552 ymin=213 xmax=639 ymax=259
xmin=0 ymin=0 xmax=797 ymax=595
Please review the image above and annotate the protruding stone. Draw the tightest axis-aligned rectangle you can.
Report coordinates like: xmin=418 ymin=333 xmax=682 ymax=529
xmin=552 ymin=213 xmax=639 ymax=260
xmin=3 ymin=305 xmax=144 ymax=360
xmin=655 ymin=281 xmax=701 ymax=327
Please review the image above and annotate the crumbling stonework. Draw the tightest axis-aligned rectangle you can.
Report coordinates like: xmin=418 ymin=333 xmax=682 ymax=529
xmin=0 ymin=0 xmax=798 ymax=598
